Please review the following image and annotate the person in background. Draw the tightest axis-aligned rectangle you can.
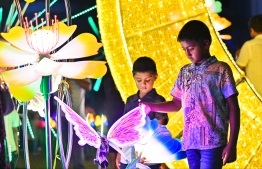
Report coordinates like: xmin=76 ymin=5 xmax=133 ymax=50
xmin=236 ymin=14 xmax=262 ymax=96
xmin=116 ymin=56 xmax=168 ymax=169
xmin=4 ymin=109 xmax=21 ymax=169
xmin=0 ymin=67 xmax=11 ymax=169
xmin=140 ymin=20 xmax=240 ymax=169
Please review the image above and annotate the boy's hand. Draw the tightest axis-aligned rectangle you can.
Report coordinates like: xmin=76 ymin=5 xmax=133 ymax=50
xmin=116 ymin=152 xmax=121 ymax=169
xmin=139 ymin=103 xmax=151 ymax=115
xmin=136 ymin=151 xmax=150 ymax=164
xmin=222 ymin=144 xmax=237 ymax=165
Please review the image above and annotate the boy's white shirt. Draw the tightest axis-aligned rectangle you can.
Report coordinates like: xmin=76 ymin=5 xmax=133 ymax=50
xmin=4 ymin=109 xmax=21 ymax=152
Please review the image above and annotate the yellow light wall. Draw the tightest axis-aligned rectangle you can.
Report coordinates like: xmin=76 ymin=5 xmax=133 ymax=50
xmin=97 ymin=0 xmax=262 ymax=168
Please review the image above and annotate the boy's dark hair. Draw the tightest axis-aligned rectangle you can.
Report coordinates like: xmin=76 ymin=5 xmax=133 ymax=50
xmin=132 ymin=56 xmax=157 ymax=76
xmin=249 ymin=14 xmax=262 ymax=32
xmin=177 ymin=20 xmax=212 ymax=45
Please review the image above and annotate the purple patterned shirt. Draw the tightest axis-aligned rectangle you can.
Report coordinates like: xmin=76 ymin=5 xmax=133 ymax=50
xmin=171 ymin=56 xmax=238 ymax=150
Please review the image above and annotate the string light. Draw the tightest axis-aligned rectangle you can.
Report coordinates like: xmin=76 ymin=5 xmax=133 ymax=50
xmin=61 ymin=5 xmax=97 ymax=23
xmin=33 ymin=0 xmax=58 ymax=20
xmin=27 ymin=117 xmax=35 ymax=139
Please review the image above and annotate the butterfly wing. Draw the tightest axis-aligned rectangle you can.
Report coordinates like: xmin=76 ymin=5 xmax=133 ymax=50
xmin=135 ymin=119 xmax=187 ymax=163
xmin=54 ymin=96 xmax=101 ymax=148
xmin=107 ymin=106 xmax=147 ymax=148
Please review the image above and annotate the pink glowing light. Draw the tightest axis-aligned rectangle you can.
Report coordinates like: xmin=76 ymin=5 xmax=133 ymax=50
xmin=54 ymin=96 xmax=147 ymax=149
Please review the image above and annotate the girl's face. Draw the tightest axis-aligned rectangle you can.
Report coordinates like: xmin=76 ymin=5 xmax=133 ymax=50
xmin=180 ymin=40 xmax=210 ymax=66
xmin=134 ymin=72 xmax=157 ymax=98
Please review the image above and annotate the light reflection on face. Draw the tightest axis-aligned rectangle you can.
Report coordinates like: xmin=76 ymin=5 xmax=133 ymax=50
xmin=133 ymin=72 xmax=157 ymax=98
xmin=180 ymin=40 xmax=210 ymax=66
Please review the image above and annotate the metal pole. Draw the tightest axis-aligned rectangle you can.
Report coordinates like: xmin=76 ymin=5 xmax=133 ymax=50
xmin=23 ymin=102 xmax=30 ymax=169
xmin=57 ymin=82 xmax=73 ymax=169
xmin=41 ymin=76 xmax=52 ymax=169
xmin=45 ymin=0 xmax=50 ymax=26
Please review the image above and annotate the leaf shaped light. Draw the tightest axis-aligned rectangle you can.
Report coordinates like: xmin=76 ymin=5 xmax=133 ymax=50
xmin=0 ymin=21 xmax=106 ymax=101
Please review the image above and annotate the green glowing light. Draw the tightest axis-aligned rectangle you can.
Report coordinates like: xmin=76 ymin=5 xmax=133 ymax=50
xmin=88 ymin=16 xmax=100 ymax=37
xmin=93 ymin=77 xmax=103 ymax=92
xmin=0 ymin=8 xmax=3 ymax=31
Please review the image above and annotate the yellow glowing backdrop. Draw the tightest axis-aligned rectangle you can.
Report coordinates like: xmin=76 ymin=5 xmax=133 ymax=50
xmin=97 ymin=0 xmax=262 ymax=168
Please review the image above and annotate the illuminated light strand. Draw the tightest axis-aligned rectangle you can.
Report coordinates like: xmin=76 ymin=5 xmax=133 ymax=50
xmin=33 ymin=5 xmax=96 ymax=30
xmin=34 ymin=0 xmax=58 ymax=20
xmin=87 ymin=15 xmax=103 ymax=92
xmin=27 ymin=117 xmax=35 ymax=139
xmin=10 ymin=10 xmax=18 ymax=27
xmin=61 ymin=5 xmax=97 ymax=23
xmin=0 ymin=7 xmax=3 ymax=31
xmin=5 ymin=2 xmax=15 ymax=31
xmin=50 ymin=126 xmax=57 ymax=138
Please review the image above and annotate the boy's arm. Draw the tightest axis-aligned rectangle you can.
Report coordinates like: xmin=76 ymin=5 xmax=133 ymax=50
xmin=142 ymin=98 xmax=181 ymax=114
xmin=222 ymin=94 xmax=240 ymax=165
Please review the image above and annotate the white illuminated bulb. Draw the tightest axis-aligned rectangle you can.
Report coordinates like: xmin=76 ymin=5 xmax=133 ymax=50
xmin=31 ymin=29 xmax=58 ymax=54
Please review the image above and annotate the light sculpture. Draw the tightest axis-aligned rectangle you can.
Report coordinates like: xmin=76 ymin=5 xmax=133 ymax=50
xmin=0 ymin=10 xmax=106 ymax=169
xmin=96 ymin=0 xmax=262 ymax=168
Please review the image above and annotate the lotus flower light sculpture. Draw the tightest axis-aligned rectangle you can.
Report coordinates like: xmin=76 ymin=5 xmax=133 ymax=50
xmin=0 ymin=15 xmax=107 ymax=101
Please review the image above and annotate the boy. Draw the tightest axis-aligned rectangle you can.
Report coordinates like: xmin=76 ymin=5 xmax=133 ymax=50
xmin=116 ymin=56 xmax=168 ymax=169
xmin=236 ymin=14 xmax=262 ymax=96
xmin=140 ymin=20 xmax=240 ymax=169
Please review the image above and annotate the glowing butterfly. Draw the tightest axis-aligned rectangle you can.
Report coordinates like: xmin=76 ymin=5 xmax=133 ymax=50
xmin=54 ymin=96 xmax=147 ymax=168
xmin=55 ymin=96 xmax=187 ymax=168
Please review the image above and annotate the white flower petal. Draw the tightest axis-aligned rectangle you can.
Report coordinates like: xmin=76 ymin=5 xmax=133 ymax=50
xmin=51 ymin=33 xmax=102 ymax=60
xmin=51 ymin=74 xmax=62 ymax=93
xmin=35 ymin=58 xmax=62 ymax=76
xmin=1 ymin=26 xmax=37 ymax=53
xmin=1 ymin=65 xmax=41 ymax=86
xmin=53 ymin=22 xmax=77 ymax=50
xmin=0 ymin=41 xmax=37 ymax=67
xmin=57 ymin=61 xmax=107 ymax=79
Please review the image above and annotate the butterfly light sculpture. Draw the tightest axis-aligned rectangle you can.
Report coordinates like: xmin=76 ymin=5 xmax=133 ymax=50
xmin=55 ymin=96 xmax=187 ymax=168
xmin=54 ymin=96 xmax=147 ymax=168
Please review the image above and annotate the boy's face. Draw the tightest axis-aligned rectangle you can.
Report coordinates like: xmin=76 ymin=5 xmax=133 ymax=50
xmin=180 ymin=40 xmax=210 ymax=66
xmin=134 ymin=72 xmax=157 ymax=96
